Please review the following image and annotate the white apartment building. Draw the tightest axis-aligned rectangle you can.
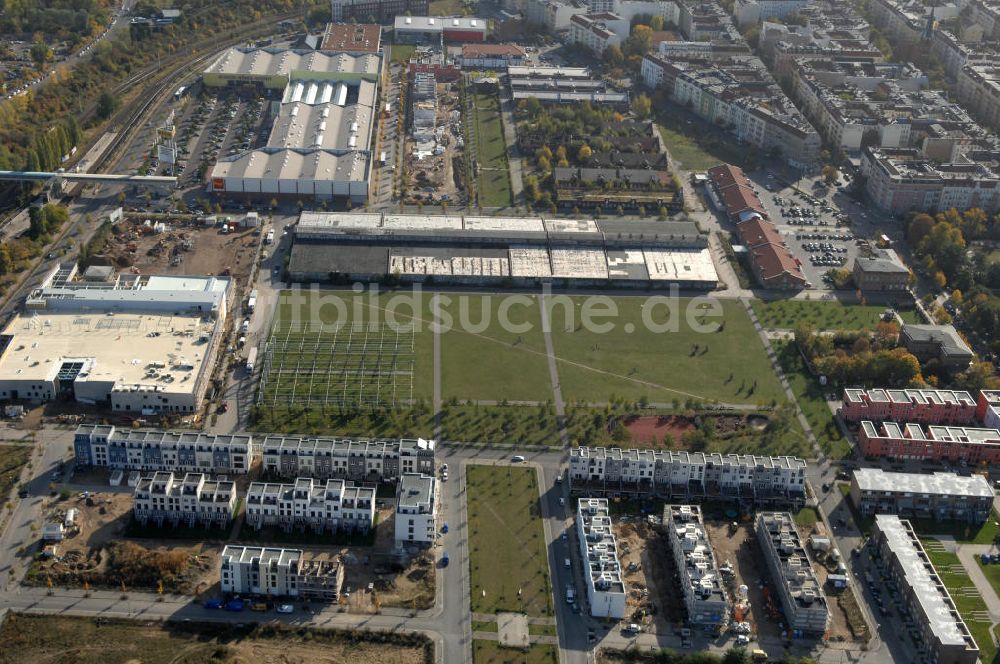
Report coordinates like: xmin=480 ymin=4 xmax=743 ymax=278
xmin=219 ymin=545 xmax=346 ymax=600
xmin=957 ymin=63 xmax=1000 ymax=132
xmin=570 ymin=446 xmax=808 ymax=505
xmin=395 ymin=473 xmax=437 ymax=547
xmin=133 ymin=472 xmax=237 ymax=527
xmin=74 ymin=425 xmax=254 ymax=474
xmin=524 ymin=0 xmax=590 ymax=31
xmin=755 ymin=512 xmax=830 ymax=634
xmin=244 ymin=477 xmax=376 ymax=534
xmin=733 ymin=0 xmax=810 ymax=27
xmin=261 ymin=435 xmax=435 ymax=481
xmin=569 ymin=13 xmax=628 ymax=55
xmin=665 ymin=505 xmax=730 ymax=625
xmin=576 ymin=498 xmax=627 ymax=618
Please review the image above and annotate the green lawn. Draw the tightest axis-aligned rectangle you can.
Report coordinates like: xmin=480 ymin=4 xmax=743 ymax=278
xmin=547 ymin=297 xmax=785 ymax=406
xmin=439 ymin=295 xmax=551 ymax=402
xmin=656 ymin=112 xmax=750 ymax=172
xmin=440 ymin=404 xmax=561 ymax=446
xmin=389 ymin=44 xmax=416 ymax=65
xmin=472 ymin=90 xmax=513 ymax=207
xmin=752 ymin=299 xmax=921 ymax=331
xmin=923 ymin=544 xmax=996 ymax=664
xmin=978 ymin=560 xmax=1000 ymax=608
xmin=776 ymin=341 xmax=851 ymax=459
xmin=473 ymin=640 xmax=558 ymax=664
xmin=429 ymin=0 xmax=467 ymax=14
xmin=467 ymin=465 xmax=552 ymax=616
xmin=794 ymin=506 xmax=819 ymax=530
xmin=841 ymin=487 xmax=1000 ymax=544
xmin=528 ymin=623 xmax=557 ymax=636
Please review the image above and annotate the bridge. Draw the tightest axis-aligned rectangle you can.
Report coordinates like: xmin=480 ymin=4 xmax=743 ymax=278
xmin=0 ymin=171 xmax=177 ymax=187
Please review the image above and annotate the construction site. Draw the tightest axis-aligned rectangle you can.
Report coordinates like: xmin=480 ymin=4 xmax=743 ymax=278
xmin=404 ymin=71 xmax=464 ymax=206
xmin=89 ymin=212 xmax=260 ymax=281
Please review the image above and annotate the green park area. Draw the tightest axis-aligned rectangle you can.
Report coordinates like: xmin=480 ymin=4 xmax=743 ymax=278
xmin=775 ymin=342 xmax=851 ymax=459
xmin=473 ymin=640 xmax=558 ymax=664
xmin=471 ymin=90 xmax=513 ymax=207
xmin=752 ymin=299 xmax=921 ymax=331
xmin=389 ymin=43 xmax=416 ymax=65
xmin=923 ymin=543 xmax=996 ymax=664
xmin=467 ymin=465 xmax=552 ymax=616
xmin=656 ymin=114 xmax=749 ymax=172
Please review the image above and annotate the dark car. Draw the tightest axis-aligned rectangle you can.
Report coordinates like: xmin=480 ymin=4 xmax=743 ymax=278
xmin=18 ymin=489 xmax=29 ymax=498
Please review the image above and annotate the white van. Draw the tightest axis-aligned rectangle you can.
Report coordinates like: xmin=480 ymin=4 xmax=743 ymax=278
xmin=511 ymin=455 xmax=526 ymax=463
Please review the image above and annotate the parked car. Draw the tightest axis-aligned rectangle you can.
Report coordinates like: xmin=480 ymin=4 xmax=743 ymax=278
xmin=204 ymin=599 xmax=223 ymax=609
xmin=224 ymin=599 xmax=245 ymax=612
xmin=276 ymin=604 xmax=294 ymax=614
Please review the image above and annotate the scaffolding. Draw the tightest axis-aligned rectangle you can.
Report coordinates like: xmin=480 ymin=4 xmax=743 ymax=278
xmin=256 ymin=320 xmax=416 ymax=409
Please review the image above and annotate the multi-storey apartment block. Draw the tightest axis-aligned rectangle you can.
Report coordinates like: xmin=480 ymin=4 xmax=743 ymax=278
xmin=329 ymin=0 xmax=428 ymax=22
xmin=640 ymin=54 xmax=821 ymax=169
xmin=569 ymin=447 xmax=808 ymax=506
xmin=260 ymin=435 xmax=435 ymax=481
xmin=871 ymin=515 xmax=979 ymax=664
xmin=850 ymin=469 xmax=993 ymax=523
xmin=73 ymin=425 xmax=253 ymax=474
xmin=861 ymin=146 xmax=1000 ymax=214
xmin=977 ymin=390 xmax=1000 ymax=429
xmin=568 ymin=12 xmax=628 ymax=54
xmin=755 ymin=512 xmax=829 ymax=634
xmin=841 ymin=388 xmax=978 ymax=425
xmin=219 ymin=545 xmax=345 ymax=600
xmin=395 ymin=473 xmax=437 ymax=547
xmin=858 ymin=421 xmax=1000 ymax=463
xmin=244 ymin=478 xmax=376 ymax=534
xmin=576 ymin=498 xmax=627 ymax=618
xmin=132 ymin=472 xmax=237 ymax=527
xmin=664 ymin=505 xmax=730 ymax=626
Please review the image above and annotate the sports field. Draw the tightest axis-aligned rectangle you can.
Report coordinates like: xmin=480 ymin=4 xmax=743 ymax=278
xmin=467 ymin=465 xmax=552 ymax=616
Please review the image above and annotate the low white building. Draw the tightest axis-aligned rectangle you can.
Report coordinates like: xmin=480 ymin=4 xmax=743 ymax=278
xmin=395 ymin=473 xmax=437 ymax=547
xmin=132 ymin=471 xmax=237 ymax=527
xmin=576 ymin=498 xmax=627 ymax=618
xmin=244 ymin=477 xmax=375 ymax=534
xmin=219 ymin=545 xmax=346 ymax=600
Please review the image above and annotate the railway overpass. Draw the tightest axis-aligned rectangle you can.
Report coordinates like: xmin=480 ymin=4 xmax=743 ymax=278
xmin=0 ymin=171 xmax=176 ymax=187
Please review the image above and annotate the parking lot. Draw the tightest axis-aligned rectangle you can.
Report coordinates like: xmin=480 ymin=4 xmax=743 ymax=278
xmin=755 ymin=173 xmax=865 ymax=290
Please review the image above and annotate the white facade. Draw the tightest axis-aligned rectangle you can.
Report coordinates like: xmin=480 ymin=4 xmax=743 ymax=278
xmin=220 ymin=545 xmax=302 ymax=596
xmin=569 ymin=13 xmax=628 ymax=54
xmin=244 ymin=477 xmax=375 ymax=533
xmin=665 ymin=505 xmax=730 ymax=625
xmin=733 ymin=0 xmax=810 ymax=27
xmin=395 ymin=473 xmax=437 ymax=546
xmin=576 ymin=498 xmax=627 ymax=619
xmin=133 ymin=472 xmax=237 ymax=527
xmin=261 ymin=435 xmax=436 ymax=481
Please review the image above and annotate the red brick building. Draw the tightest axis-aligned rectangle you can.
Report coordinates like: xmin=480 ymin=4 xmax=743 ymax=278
xmin=858 ymin=420 xmax=1000 ymax=463
xmin=841 ymin=388 xmax=978 ymax=425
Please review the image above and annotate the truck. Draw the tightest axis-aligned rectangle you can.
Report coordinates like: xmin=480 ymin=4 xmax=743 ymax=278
xmin=246 ymin=346 xmax=258 ymax=373
xmin=246 ymin=289 xmax=258 ymax=313
xmin=379 ymin=151 xmax=387 ymax=166
xmin=265 ymin=228 xmax=274 ymax=244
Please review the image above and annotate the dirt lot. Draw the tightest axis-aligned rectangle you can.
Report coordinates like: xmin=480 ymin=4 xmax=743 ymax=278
xmin=97 ymin=215 xmax=259 ymax=282
xmin=623 ymin=416 xmax=694 ymax=446
xmin=0 ymin=614 xmax=429 ymax=664
xmin=25 ymin=489 xmax=219 ymax=594
xmin=613 ymin=519 xmax=673 ymax=632
xmin=794 ymin=521 xmax=866 ymax=643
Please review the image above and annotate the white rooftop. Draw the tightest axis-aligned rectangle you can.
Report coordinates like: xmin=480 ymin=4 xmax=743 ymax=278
xmin=204 ymin=47 xmax=380 ymax=80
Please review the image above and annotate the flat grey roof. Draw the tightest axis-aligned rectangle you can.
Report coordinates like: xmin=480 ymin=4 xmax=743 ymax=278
xmin=875 ymin=515 xmax=977 ymax=649
xmin=288 ymin=243 xmax=388 ymax=275
xmin=397 ymin=473 xmax=434 ymax=509
xmin=853 ymin=468 xmax=993 ymax=498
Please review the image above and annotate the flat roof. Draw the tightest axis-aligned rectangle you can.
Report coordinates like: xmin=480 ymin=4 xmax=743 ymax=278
xmin=289 ymin=243 xmax=388 ymax=276
xmin=643 ymin=248 xmax=718 ymax=283
xmin=204 ymin=47 xmax=380 ymax=80
xmin=397 ymin=473 xmax=434 ymax=509
xmin=221 ymin=544 xmax=301 ymax=567
xmin=874 ymin=515 xmax=978 ymax=649
xmin=853 ymin=468 xmax=993 ymax=498
xmin=394 ymin=15 xmax=486 ymax=31
xmin=268 ymin=83 xmax=376 ymax=150
xmin=549 ymin=248 xmax=609 ymax=279
xmin=320 ymin=23 xmax=381 ymax=53
xmin=0 ymin=312 xmax=214 ymax=394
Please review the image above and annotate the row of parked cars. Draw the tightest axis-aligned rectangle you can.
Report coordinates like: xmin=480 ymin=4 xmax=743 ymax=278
xmin=204 ymin=597 xmax=295 ymax=613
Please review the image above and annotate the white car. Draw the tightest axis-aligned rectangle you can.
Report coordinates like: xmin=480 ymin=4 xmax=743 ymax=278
xmin=276 ymin=604 xmax=294 ymax=614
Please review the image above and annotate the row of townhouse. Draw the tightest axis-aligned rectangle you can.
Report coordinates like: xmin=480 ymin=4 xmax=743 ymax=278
xmin=871 ymin=515 xmax=980 ymax=664
xmin=74 ymin=425 xmax=253 ymax=474
xmin=978 ymin=390 xmax=1000 ymax=429
xmin=849 ymin=468 xmax=993 ymax=523
xmin=569 ymin=446 xmax=808 ymax=506
xmin=244 ymin=478 xmax=376 ymax=534
xmin=260 ymin=434 xmax=436 ymax=481
xmin=219 ymin=545 xmax=345 ymax=600
xmin=857 ymin=420 xmax=1000 ymax=464
xmin=133 ymin=472 xmax=237 ymax=527
xmin=664 ymin=504 xmax=730 ymax=626
xmin=755 ymin=512 xmax=830 ymax=635
xmin=840 ymin=388 xmax=978 ymax=426
xmin=640 ymin=54 xmax=821 ymax=170
xmin=576 ymin=498 xmax=627 ymax=619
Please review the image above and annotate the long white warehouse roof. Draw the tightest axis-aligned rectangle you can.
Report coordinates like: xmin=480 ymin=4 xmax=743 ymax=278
xmin=212 ymin=148 xmax=369 ymax=182
xmin=204 ymin=47 xmax=380 ymax=79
